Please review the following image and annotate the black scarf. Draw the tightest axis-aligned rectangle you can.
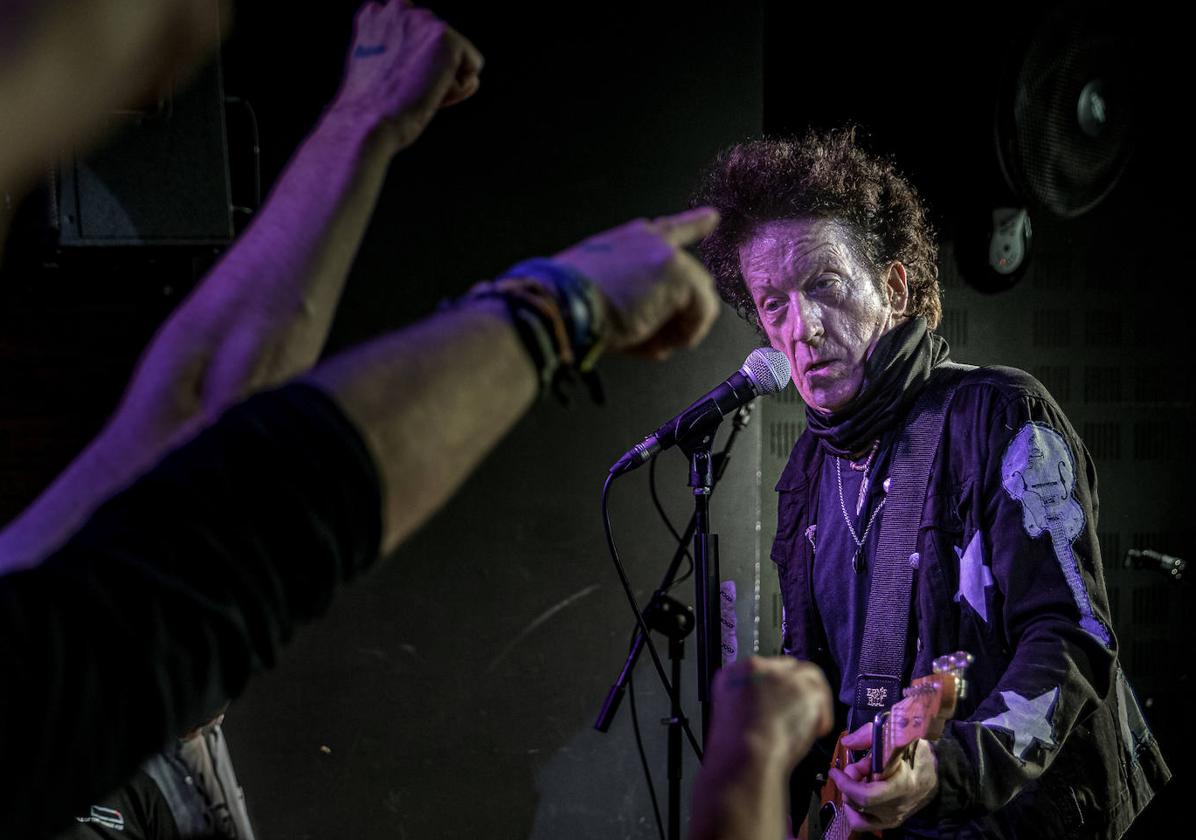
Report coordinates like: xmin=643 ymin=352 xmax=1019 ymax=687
xmin=804 ymin=316 xmax=950 ymax=457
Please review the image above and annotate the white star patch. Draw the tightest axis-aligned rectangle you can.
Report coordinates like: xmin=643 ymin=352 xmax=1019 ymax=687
xmin=981 ymin=687 xmax=1060 ymax=762
xmin=954 ymin=531 xmax=994 ymax=623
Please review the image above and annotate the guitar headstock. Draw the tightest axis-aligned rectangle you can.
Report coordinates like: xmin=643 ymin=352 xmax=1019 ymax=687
xmin=875 ymin=651 xmax=973 ymax=776
xmin=932 ymin=650 xmax=975 ymax=700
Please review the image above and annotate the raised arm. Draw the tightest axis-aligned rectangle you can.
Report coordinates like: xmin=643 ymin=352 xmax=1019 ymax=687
xmin=306 ymin=207 xmax=722 ymax=553
xmin=0 ymin=207 xmax=720 ymax=839
xmin=689 ymin=656 xmax=833 ymax=840
xmin=0 ymin=1 xmax=483 ymax=572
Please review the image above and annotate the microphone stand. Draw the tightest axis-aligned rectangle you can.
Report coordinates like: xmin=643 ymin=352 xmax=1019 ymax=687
xmin=593 ymin=403 xmax=754 ymax=840
xmin=684 ymin=434 xmax=719 ymax=744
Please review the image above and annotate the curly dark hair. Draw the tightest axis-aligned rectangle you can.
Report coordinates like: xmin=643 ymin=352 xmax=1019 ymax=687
xmin=692 ymin=127 xmax=941 ymax=333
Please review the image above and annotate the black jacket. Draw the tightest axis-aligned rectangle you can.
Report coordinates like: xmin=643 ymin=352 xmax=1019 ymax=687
xmin=774 ymin=365 xmax=1171 ymax=838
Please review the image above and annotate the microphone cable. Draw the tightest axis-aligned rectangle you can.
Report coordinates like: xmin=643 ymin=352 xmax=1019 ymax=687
xmin=601 ymin=470 xmax=705 ymax=767
xmin=605 ymin=401 xmax=760 ymax=836
xmin=649 ymin=454 xmax=695 ymax=589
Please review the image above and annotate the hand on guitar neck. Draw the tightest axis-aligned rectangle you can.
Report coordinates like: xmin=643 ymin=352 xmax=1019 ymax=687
xmin=818 ymin=651 xmax=973 ymax=838
xmin=826 ymin=724 xmax=939 ymax=834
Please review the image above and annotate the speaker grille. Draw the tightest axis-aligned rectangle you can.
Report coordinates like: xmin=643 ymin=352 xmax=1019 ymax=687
xmin=1085 ymin=310 xmax=1122 ymax=347
xmin=1032 ymin=366 xmax=1072 ymax=403
xmin=1082 ymin=421 xmax=1121 ymax=460
xmin=1083 ymin=366 xmax=1122 ymax=402
xmin=1033 ymin=310 xmax=1071 ymax=347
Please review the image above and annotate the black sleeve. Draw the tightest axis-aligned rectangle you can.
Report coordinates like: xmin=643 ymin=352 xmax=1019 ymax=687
xmin=925 ymin=379 xmax=1117 ymax=821
xmin=0 ymin=383 xmax=383 ymax=839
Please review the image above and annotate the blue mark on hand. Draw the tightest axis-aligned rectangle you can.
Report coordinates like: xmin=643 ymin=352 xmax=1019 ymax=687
xmin=353 ymin=44 xmax=387 ymax=58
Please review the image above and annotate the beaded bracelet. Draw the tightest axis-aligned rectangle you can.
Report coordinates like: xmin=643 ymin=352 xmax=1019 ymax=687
xmin=500 ymin=259 xmax=607 ymax=374
xmin=465 ymin=278 xmax=567 ymax=394
xmin=464 ymin=259 xmax=607 ymax=404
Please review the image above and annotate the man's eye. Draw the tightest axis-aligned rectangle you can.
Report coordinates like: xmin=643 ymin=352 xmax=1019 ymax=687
xmin=814 ymin=275 xmax=839 ymax=290
xmin=761 ymin=299 xmax=784 ymax=314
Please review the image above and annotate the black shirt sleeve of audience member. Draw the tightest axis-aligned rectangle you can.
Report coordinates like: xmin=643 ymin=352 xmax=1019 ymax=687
xmin=54 ymin=769 xmax=181 ymax=840
xmin=0 ymin=382 xmax=383 ymax=840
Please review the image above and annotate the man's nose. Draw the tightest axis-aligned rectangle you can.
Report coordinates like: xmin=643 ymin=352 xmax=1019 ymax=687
xmin=788 ymin=295 xmax=821 ymax=343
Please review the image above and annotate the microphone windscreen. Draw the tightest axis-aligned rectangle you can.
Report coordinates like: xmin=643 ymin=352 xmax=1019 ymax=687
xmin=742 ymin=347 xmax=790 ymax=395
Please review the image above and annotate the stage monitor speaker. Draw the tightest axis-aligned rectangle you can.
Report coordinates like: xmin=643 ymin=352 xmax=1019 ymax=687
xmin=55 ymin=54 xmax=233 ymax=248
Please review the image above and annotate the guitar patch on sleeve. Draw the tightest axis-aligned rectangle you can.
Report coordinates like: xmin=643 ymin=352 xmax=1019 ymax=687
xmin=1000 ymin=422 xmax=1111 ymax=647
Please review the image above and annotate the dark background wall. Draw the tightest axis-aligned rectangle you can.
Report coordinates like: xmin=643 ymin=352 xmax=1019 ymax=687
xmin=0 ymin=1 xmax=1187 ymax=838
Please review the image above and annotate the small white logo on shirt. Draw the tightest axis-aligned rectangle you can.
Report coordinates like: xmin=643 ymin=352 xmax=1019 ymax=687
xmin=76 ymin=806 xmax=125 ymax=830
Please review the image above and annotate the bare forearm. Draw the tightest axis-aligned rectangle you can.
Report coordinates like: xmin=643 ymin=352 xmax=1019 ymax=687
xmin=304 ymin=300 xmax=539 ymax=554
xmin=690 ymin=742 xmax=792 ymax=840
xmin=159 ymin=111 xmax=400 ymax=408
xmin=691 ymin=658 xmax=832 ymax=840
xmin=0 ymin=115 xmax=399 ymax=572
xmin=0 ymin=301 xmax=534 ymax=572
xmin=0 ymin=425 xmax=139 ymax=572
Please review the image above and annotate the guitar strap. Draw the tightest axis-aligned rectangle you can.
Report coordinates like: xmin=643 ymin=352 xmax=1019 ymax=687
xmin=851 ymin=361 xmax=974 ymax=731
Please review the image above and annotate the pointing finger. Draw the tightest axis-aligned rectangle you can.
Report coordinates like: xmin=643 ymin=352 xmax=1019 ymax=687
xmin=650 ymin=206 xmax=720 ymax=248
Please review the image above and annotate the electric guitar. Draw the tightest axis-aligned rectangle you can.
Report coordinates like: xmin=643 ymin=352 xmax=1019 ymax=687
xmin=814 ymin=651 xmax=973 ymax=840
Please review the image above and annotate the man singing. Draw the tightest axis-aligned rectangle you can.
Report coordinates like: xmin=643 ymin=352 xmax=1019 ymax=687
xmin=693 ymin=128 xmax=1169 ymax=838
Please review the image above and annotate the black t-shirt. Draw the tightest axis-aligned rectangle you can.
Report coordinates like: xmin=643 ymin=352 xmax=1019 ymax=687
xmin=0 ymin=383 xmax=383 ymax=839
xmin=812 ymin=441 xmax=893 ymax=720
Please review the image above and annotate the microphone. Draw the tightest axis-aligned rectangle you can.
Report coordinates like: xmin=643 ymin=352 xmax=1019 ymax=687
xmin=609 ymin=347 xmax=790 ymax=476
xmin=1125 ymin=548 xmax=1186 ymax=581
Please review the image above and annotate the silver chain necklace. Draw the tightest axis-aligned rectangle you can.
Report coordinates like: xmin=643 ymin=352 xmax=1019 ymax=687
xmin=836 ymin=440 xmax=885 ymax=573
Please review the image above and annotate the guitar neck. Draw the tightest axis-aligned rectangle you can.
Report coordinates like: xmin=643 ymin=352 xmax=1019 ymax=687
xmin=815 ymin=652 xmax=973 ymax=840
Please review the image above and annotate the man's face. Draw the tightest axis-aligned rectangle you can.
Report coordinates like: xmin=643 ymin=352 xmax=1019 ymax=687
xmin=739 ymin=218 xmax=904 ymax=413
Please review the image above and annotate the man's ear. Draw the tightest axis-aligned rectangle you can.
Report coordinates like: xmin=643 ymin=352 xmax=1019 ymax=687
xmin=885 ymin=262 xmax=909 ymax=315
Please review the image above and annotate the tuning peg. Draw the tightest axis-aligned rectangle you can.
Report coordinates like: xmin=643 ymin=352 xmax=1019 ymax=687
xmin=932 ymin=651 xmax=974 ymax=674
xmin=931 ymin=651 xmax=975 ymax=699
